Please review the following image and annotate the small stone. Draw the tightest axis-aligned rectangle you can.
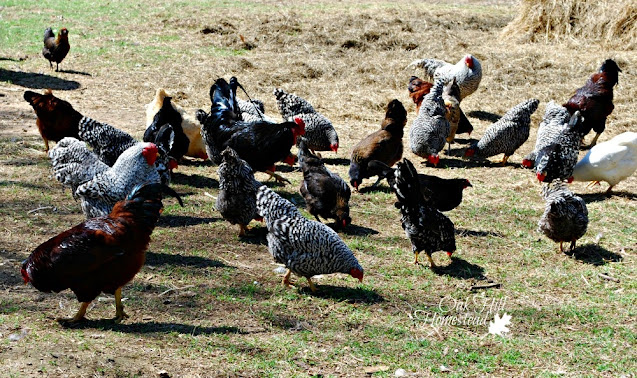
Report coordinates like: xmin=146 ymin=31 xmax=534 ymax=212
xmin=395 ymin=368 xmax=408 ymax=376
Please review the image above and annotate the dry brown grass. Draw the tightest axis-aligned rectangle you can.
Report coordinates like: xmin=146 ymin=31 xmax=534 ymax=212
xmin=502 ymin=0 xmax=637 ymax=50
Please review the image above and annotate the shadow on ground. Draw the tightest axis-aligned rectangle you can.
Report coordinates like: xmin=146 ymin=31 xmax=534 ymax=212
xmin=433 ymin=256 xmax=486 ymax=280
xmin=61 ymin=320 xmax=248 ymax=334
xmin=302 ymin=285 xmax=384 ymax=304
xmin=0 ymin=68 xmax=81 ymax=90
xmin=568 ymin=243 xmax=623 ymax=265
xmin=145 ymin=251 xmax=231 ymax=269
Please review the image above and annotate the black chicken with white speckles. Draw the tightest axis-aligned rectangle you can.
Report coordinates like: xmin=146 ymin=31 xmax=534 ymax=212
xmin=538 ymin=180 xmax=588 ymax=253
xmin=256 ymin=186 xmax=363 ymax=292
xmin=409 ymin=78 xmax=449 ymax=166
xmin=393 ymin=158 xmax=456 ymax=268
xmin=535 ymin=111 xmax=583 ymax=183
xmin=216 ymin=147 xmax=262 ymax=237
xmin=522 ymin=101 xmax=571 ymax=168
xmin=464 ymin=99 xmax=539 ymax=165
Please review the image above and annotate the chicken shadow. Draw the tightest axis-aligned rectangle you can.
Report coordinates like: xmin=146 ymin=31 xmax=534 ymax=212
xmin=301 ymin=285 xmax=384 ymax=304
xmin=320 ymin=157 xmax=351 ymax=166
xmin=0 ymin=68 xmax=80 ymax=90
xmin=145 ymin=251 xmax=231 ymax=269
xmin=358 ymin=184 xmax=392 ymax=194
xmin=157 ymin=215 xmax=221 ymax=227
xmin=238 ymin=225 xmax=268 ymax=245
xmin=432 ymin=257 xmax=486 ymax=280
xmin=578 ymin=191 xmax=637 ymax=203
xmin=60 ymin=320 xmax=248 ymax=335
xmin=435 ymin=157 xmax=526 ymax=170
xmin=339 ymin=223 xmax=379 ymax=236
xmin=171 ymin=172 xmax=218 ymax=189
xmin=568 ymin=243 xmax=623 ymax=265
xmin=467 ymin=110 xmax=501 ymax=123
xmin=456 ymin=228 xmax=504 ymax=238
xmin=57 ymin=69 xmax=92 ymax=76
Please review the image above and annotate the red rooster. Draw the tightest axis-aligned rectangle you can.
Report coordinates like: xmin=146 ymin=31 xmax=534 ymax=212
xmin=198 ymin=77 xmax=305 ymax=183
xmin=21 ymin=183 xmax=182 ymax=323
xmin=563 ymin=59 xmax=621 ymax=149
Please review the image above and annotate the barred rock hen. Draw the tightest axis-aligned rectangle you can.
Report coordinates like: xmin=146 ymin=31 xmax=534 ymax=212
xmin=349 ymin=99 xmax=407 ymax=190
xmin=407 ymin=76 xmax=473 ymax=139
xmin=144 ymin=95 xmax=189 ymax=165
xmin=368 ymin=160 xmax=471 ymax=212
xmin=407 ymin=54 xmax=482 ymax=100
xmin=145 ymin=88 xmax=208 ymax=160
xmin=237 ymin=98 xmax=277 ymax=123
xmin=564 ymin=59 xmax=621 ymax=149
xmin=216 ymin=147 xmax=262 ymax=237
xmin=78 ymin=117 xmax=138 ymax=166
xmin=298 ymin=138 xmax=351 ymax=228
xmin=538 ymin=181 xmax=588 ymax=253
xmin=199 ymin=77 xmax=305 ymax=184
xmin=464 ymin=99 xmax=539 ymax=165
xmin=393 ymin=158 xmax=456 ymax=268
xmin=274 ymin=88 xmax=339 ymax=154
xmin=573 ymin=132 xmax=637 ymax=194
xmin=21 ymin=183 xmax=182 ymax=323
xmin=256 ymin=186 xmax=364 ymax=292
xmin=24 ymin=89 xmax=80 ymax=152
xmin=522 ymin=101 xmax=572 ymax=168
xmin=535 ymin=111 xmax=583 ymax=183
xmin=50 ymin=141 xmax=161 ymax=218
xmin=42 ymin=27 xmax=69 ymax=71
xmin=409 ymin=78 xmax=449 ymax=166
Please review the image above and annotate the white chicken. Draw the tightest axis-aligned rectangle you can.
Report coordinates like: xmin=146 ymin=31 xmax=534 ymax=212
xmin=407 ymin=54 xmax=482 ymax=100
xmin=572 ymin=132 xmax=637 ymax=194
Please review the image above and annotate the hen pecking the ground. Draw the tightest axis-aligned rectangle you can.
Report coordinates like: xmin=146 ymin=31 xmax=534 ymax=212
xmin=538 ymin=180 xmax=588 ymax=253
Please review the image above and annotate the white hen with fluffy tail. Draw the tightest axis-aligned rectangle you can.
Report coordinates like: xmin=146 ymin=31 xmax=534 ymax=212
xmin=407 ymin=54 xmax=482 ymax=100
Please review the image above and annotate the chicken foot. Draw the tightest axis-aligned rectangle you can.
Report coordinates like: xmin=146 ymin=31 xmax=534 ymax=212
xmin=306 ymin=277 xmax=317 ymax=293
xmin=265 ymin=170 xmax=291 ymax=185
xmin=499 ymin=155 xmax=510 ymax=166
xmin=282 ymin=269 xmax=293 ymax=288
xmin=426 ymin=254 xmax=437 ymax=269
xmin=413 ymin=251 xmax=421 ymax=265
xmin=114 ymin=287 xmax=128 ymax=323
xmin=58 ymin=301 xmax=90 ymax=324
xmin=580 ymin=133 xmax=601 ymax=150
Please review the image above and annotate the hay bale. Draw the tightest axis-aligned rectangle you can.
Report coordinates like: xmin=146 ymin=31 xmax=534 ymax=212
xmin=501 ymin=0 xmax=637 ymax=49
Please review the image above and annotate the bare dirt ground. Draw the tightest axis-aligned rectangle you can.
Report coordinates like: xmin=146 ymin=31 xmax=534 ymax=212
xmin=1 ymin=0 xmax=635 ymax=376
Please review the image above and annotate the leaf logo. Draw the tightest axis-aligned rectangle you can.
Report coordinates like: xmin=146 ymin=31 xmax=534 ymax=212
xmin=488 ymin=313 xmax=512 ymax=336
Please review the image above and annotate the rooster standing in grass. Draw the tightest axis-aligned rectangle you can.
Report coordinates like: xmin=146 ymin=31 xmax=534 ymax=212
xmin=42 ymin=27 xmax=69 ymax=72
xmin=256 ymin=186 xmax=363 ymax=292
xmin=21 ymin=183 xmax=182 ymax=323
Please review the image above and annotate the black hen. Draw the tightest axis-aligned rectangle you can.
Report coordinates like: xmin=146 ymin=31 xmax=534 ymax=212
xmin=392 ymin=158 xmax=456 ymax=268
xmin=199 ymin=77 xmax=305 ymax=184
xmin=369 ymin=160 xmax=471 ymax=212
xmin=143 ymin=96 xmax=190 ymax=164
xmin=298 ymin=138 xmax=351 ymax=228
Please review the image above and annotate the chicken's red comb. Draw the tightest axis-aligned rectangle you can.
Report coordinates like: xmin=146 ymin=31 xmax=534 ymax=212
xmin=522 ymin=159 xmax=533 ymax=168
xmin=537 ymin=172 xmax=546 ymax=182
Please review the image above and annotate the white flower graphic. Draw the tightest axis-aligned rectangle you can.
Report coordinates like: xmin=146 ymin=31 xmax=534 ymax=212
xmin=488 ymin=313 xmax=512 ymax=336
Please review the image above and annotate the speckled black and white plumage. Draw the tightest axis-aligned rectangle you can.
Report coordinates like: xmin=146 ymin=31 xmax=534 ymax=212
xmin=535 ymin=111 xmax=583 ymax=183
xmin=298 ymin=138 xmax=351 ymax=227
xmin=392 ymin=158 xmax=456 ymax=264
xmin=256 ymin=186 xmax=363 ymax=282
xmin=152 ymin=124 xmax=175 ymax=185
xmin=273 ymin=88 xmax=339 ymax=152
xmin=467 ymin=99 xmax=539 ymax=160
xmin=408 ymin=54 xmax=482 ymax=100
xmin=523 ymin=101 xmax=571 ymax=167
xmin=237 ymin=98 xmax=277 ymax=123
xmin=78 ymin=116 xmax=137 ymax=166
xmin=538 ymin=181 xmax=588 ymax=251
xmin=49 ymin=137 xmax=109 ymax=197
xmin=75 ymin=142 xmax=161 ymax=218
xmin=216 ymin=147 xmax=262 ymax=232
xmin=409 ymin=79 xmax=449 ymax=163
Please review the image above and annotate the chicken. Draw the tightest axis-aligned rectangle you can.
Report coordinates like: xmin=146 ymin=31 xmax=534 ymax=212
xmin=408 ymin=76 xmax=473 ymax=139
xmin=407 ymin=54 xmax=482 ymax=100
xmin=298 ymin=138 xmax=351 ymax=228
xmin=143 ymin=95 xmax=189 ymax=165
xmin=274 ymin=88 xmax=339 ymax=154
xmin=349 ymin=99 xmax=407 ymax=190
xmin=392 ymin=158 xmax=456 ymax=268
xmin=145 ymin=88 xmax=208 ymax=160
xmin=237 ymin=98 xmax=277 ymax=123
xmin=563 ymin=59 xmax=622 ymax=149
xmin=522 ymin=101 xmax=572 ymax=168
xmin=538 ymin=181 xmax=588 ymax=253
xmin=572 ymin=132 xmax=637 ymax=194
xmin=24 ymin=89 xmax=80 ymax=152
xmin=48 ymin=137 xmax=109 ymax=196
xmin=199 ymin=77 xmax=305 ymax=184
xmin=78 ymin=117 xmax=138 ymax=167
xmin=21 ymin=183 xmax=182 ymax=323
xmin=535 ymin=111 xmax=583 ymax=183
xmin=464 ymin=99 xmax=539 ymax=165
xmin=50 ymin=141 xmax=161 ymax=218
xmin=256 ymin=186 xmax=364 ymax=292
xmin=216 ymin=147 xmax=263 ymax=237
xmin=409 ymin=78 xmax=449 ymax=166
xmin=368 ymin=160 xmax=471 ymax=212
xmin=42 ymin=27 xmax=69 ymax=71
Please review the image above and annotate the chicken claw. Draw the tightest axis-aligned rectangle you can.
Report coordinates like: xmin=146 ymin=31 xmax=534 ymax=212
xmin=306 ymin=277 xmax=318 ymax=293
xmin=58 ymin=302 xmax=90 ymax=324
xmin=427 ymin=254 xmax=437 ymax=269
xmin=114 ymin=287 xmax=128 ymax=323
xmin=265 ymin=170 xmax=291 ymax=185
xmin=282 ymin=269 xmax=293 ymax=288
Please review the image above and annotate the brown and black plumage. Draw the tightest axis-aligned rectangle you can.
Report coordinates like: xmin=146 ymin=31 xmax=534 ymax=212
xmin=42 ymin=27 xmax=70 ymax=71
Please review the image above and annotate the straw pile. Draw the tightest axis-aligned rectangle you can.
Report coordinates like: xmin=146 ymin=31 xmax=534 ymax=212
xmin=501 ymin=0 xmax=637 ymax=49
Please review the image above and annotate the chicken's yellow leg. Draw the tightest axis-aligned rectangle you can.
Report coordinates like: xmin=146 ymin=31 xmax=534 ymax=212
xmin=413 ymin=252 xmax=421 ymax=265
xmin=306 ymin=277 xmax=317 ymax=293
xmin=282 ymin=269 xmax=293 ymax=288
xmin=238 ymin=224 xmax=247 ymax=237
xmin=427 ymin=254 xmax=437 ymax=269
xmin=58 ymin=301 xmax=90 ymax=324
xmin=500 ymin=155 xmax=509 ymax=166
xmin=265 ymin=170 xmax=291 ymax=185
xmin=114 ymin=287 xmax=128 ymax=323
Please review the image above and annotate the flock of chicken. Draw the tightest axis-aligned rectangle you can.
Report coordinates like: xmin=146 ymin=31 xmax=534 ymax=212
xmin=18 ymin=27 xmax=637 ymax=323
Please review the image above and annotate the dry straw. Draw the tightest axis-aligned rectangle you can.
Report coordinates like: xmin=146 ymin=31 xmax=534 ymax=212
xmin=501 ymin=0 xmax=637 ymax=50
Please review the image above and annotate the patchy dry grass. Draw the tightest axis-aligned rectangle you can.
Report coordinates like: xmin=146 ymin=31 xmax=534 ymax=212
xmin=1 ymin=0 xmax=636 ymax=376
